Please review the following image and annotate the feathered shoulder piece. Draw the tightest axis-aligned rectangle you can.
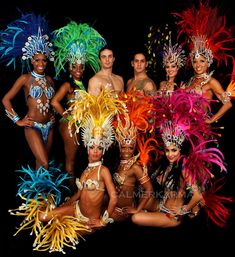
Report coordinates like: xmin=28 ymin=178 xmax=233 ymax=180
xmin=225 ymin=80 xmax=235 ymax=100
xmin=52 ymin=20 xmax=106 ymax=77
xmin=0 ymin=12 xmax=54 ymax=71
xmin=173 ymin=0 xmax=235 ymax=66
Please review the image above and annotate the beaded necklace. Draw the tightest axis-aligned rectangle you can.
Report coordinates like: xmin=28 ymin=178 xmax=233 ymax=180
xmin=88 ymin=161 xmax=102 ymax=168
xmin=187 ymin=71 xmax=213 ymax=94
xmin=119 ymin=154 xmax=139 ymax=171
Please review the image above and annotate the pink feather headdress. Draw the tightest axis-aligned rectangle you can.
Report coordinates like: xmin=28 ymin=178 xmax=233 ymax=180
xmin=181 ymin=140 xmax=226 ymax=187
xmin=155 ymin=88 xmax=213 ymax=149
xmin=154 ymin=89 xmax=224 ymax=186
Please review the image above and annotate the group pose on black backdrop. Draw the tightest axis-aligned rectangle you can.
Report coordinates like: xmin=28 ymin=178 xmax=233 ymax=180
xmin=1 ymin=0 xmax=235 ymax=253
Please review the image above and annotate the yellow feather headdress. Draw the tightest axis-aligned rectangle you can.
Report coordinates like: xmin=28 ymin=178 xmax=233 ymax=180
xmin=66 ymin=89 xmax=127 ymax=151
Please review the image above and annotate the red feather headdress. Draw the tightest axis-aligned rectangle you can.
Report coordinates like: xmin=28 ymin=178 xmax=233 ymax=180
xmin=173 ymin=0 xmax=235 ymax=66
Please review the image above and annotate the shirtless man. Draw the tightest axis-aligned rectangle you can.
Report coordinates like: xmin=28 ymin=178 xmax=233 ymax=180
xmin=88 ymin=46 xmax=124 ymax=96
xmin=126 ymin=52 xmax=157 ymax=96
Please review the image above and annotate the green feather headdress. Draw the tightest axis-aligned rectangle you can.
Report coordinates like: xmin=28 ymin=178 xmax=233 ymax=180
xmin=52 ymin=21 xmax=106 ymax=77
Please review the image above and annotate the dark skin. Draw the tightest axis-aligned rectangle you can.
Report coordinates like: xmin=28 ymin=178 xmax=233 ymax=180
xmin=51 ymin=63 xmax=85 ymax=191
xmin=2 ymin=53 xmax=55 ymax=169
xmin=111 ymin=142 xmax=153 ymax=222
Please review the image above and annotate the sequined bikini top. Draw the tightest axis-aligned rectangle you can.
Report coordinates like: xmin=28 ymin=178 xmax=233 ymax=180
xmin=28 ymin=71 xmax=55 ymax=115
xmin=113 ymin=154 xmax=140 ymax=187
xmin=76 ymin=161 xmax=105 ymax=191
xmin=29 ymin=71 xmax=55 ymax=99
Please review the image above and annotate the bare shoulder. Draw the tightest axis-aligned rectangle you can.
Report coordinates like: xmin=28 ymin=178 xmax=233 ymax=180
xmin=132 ymin=163 xmax=143 ymax=174
xmin=144 ymin=78 xmax=157 ymax=91
xmin=90 ymin=71 xmax=103 ymax=80
xmin=56 ymin=81 xmax=71 ymax=95
xmin=89 ymin=74 xmax=97 ymax=83
xmin=100 ymin=165 xmax=111 ymax=178
xmin=14 ymin=73 xmax=30 ymax=86
xmin=88 ymin=73 xmax=102 ymax=86
xmin=208 ymin=76 xmax=222 ymax=89
xmin=126 ymin=78 xmax=133 ymax=84
xmin=114 ymin=74 xmax=124 ymax=81
xmin=60 ymin=81 xmax=71 ymax=90
xmin=101 ymin=165 xmax=109 ymax=170
xmin=126 ymin=78 xmax=134 ymax=91
xmin=159 ymin=80 xmax=166 ymax=87
xmin=46 ymin=75 xmax=54 ymax=86
xmin=147 ymin=77 xmax=156 ymax=86
xmin=209 ymin=76 xmax=220 ymax=84
xmin=20 ymin=73 xmax=30 ymax=81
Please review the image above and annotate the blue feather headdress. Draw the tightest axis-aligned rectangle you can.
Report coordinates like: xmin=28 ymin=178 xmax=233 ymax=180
xmin=0 ymin=12 xmax=54 ymax=72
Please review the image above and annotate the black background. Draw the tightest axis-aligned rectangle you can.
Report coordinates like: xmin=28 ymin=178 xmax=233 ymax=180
xmin=1 ymin=0 xmax=235 ymax=256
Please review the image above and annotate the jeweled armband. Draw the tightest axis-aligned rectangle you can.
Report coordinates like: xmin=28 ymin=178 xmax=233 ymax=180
xmin=5 ymin=108 xmax=20 ymax=123
xmin=221 ymin=91 xmax=231 ymax=104
xmin=138 ymin=174 xmax=150 ymax=185
xmin=179 ymin=205 xmax=190 ymax=215
xmin=100 ymin=210 xmax=114 ymax=226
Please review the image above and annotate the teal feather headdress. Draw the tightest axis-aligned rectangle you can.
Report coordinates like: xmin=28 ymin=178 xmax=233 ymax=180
xmin=52 ymin=21 xmax=106 ymax=77
xmin=0 ymin=12 xmax=54 ymax=72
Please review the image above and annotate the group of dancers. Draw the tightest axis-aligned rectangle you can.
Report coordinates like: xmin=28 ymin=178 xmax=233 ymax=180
xmin=1 ymin=1 xmax=235 ymax=253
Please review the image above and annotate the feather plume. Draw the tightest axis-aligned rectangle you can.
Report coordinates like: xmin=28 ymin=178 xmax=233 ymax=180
xmin=203 ymin=178 xmax=233 ymax=227
xmin=52 ymin=20 xmax=106 ymax=77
